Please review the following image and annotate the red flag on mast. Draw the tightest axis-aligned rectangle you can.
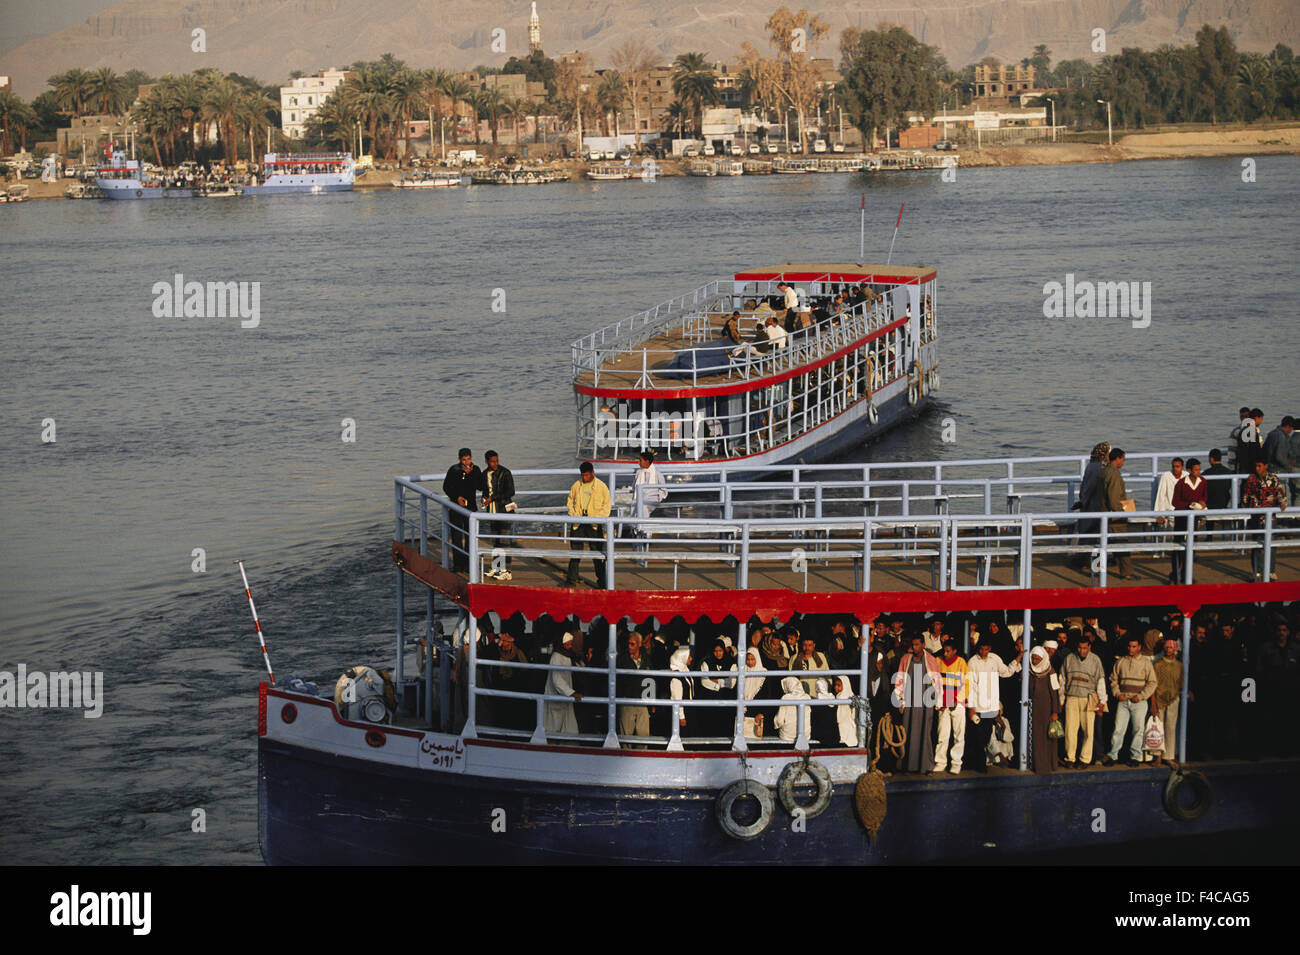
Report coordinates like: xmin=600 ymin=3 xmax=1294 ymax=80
xmin=895 ymin=202 xmax=904 ymax=227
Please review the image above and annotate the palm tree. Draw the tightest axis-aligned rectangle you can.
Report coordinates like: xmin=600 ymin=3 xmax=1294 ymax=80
xmin=672 ymin=53 xmax=718 ymax=137
xmin=89 ymin=67 xmax=130 ymax=115
xmin=389 ymin=68 xmax=428 ymax=159
xmin=202 ymin=77 xmax=243 ymax=163
xmin=504 ymin=96 xmax=529 ymax=145
xmin=665 ymin=101 xmax=689 ymax=139
xmin=479 ymin=85 xmax=505 ymax=145
xmin=0 ymin=89 xmax=37 ymax=154
xmin=596 ymin=71 xmax=627 ymax=136
xmin=439 ymin=76 xmax=472 ymax=144
xmin=236 ymin=90 xmax=276 ymax=160
xmin=49 ymin=68 xmax=94 ymax=118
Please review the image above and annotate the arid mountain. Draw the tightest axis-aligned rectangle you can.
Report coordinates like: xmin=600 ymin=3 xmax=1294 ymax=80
xmin=3 ymin=0 xmax=1298 ymax=97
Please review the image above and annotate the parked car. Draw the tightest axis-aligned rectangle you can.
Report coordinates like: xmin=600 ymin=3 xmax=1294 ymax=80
xmin=748 ymin=142 xmax=760 ymax=155
xmin=831 ymin=142 xmax=846 ymax=153
xmin=812 ymin=139 xmax=827 ymax=153
xmin=728 ymin=143 xmax=743 ymax=156
xmin=682 ymin=145 xmax=699 ymax=158
xmin=702 ymin=143 xmax=715 ymax=156
xmin=933 ymin=140 xmax=954 ymax=151
xmin=615 ymin=148 xmax=632 ymax=160
xmin=765 ymin=142 xmax=778 ymax=154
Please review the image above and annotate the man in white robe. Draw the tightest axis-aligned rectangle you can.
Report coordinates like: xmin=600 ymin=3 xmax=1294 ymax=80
xmin=544 ymin=630 xmax=583 ymax=735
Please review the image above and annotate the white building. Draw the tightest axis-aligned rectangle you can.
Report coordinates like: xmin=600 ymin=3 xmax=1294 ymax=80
xmin=280 ymin=69 xmax=353 ymax=139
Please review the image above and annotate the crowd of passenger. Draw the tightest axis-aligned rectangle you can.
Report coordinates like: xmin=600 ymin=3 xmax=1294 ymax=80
xmin=447 ymin=605 xmax=1298 ymax=768
xmin=719 ymin=280 xmax=932 ymax=359
xmin=1072 ymin=409 xmax=1295 ymax=581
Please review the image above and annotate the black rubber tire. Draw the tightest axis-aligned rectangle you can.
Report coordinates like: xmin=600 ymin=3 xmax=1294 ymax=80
xmin=715 ymin=779 xmax=774 ymax=840
xmin=1163 ymin=770 xmax=1213 ymax=821
xmin=778 ymin=759 xmax=834 ymax=820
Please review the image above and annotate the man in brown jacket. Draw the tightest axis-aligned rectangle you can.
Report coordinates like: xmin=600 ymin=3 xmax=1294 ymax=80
xmin=1100 ymin=448 xmax=1134 ymax=578
xmin=1103 ymin=636 xmax=1158 ymax=765
xmin=1150 ymin=638 xmax=1184 ymax=765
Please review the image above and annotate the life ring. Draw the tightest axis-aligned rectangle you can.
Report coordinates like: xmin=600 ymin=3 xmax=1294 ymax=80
xmin=1163 ymin=769 xmax=1212 ymax=821
xmin=135 ymin=189 xmax=143 ymax=198
xmin=928 ymin=368 xmax=940 ymax=393
xmin=715 ymin=779 xmax=774 ymax=840
xmin=778 ymin=759 xmax=833 ymax=820
xmin=907 ymin=379 xmax=919 ymax=405
xmin=867 ymin=403 xmax=879 ymax=426
xmin=907 ymin=363 xmax=921 ymax=405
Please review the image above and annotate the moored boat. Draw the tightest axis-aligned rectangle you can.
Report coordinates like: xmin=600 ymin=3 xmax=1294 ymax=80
xmin=242 ymin=152 xmax=353 ymax=195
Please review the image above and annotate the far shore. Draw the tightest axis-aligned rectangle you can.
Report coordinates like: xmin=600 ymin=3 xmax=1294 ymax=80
xmin=14 ymin=124 xmax=1299 ymax=200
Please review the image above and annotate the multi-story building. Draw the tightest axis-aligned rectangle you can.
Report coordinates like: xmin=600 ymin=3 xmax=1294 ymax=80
xmin=974 ymin=64 xmax=1036 ymax=103
xmin=280 ymin=69 xmax=353 ymax=139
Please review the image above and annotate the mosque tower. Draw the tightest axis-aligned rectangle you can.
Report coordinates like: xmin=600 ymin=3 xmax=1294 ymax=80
xmin=528 ymin=2 xmax=541 ymax=53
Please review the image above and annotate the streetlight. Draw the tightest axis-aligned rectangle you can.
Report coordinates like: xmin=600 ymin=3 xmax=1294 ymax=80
xmin=1096 ymin=98 xmax=1112 ymax=147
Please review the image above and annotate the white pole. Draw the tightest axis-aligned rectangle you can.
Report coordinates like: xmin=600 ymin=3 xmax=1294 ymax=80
xmin=236 ymin=560 xmax=276 ymax=684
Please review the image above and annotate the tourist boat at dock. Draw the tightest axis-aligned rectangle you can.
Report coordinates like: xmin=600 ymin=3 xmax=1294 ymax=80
xmin=686 ymin=161 xmax=718 ymax=176
xmin=570 ymin=263 xmax=938 ymax=469
xmin=241 ymin=152 xmax=354 ymax=195
xmin=95 ymin=150 xmax=195 ymax=198
xmin=95 ymin=149 xmax=353 ymax=198
xmin=258 ymin=447 xmax=1300 ymax=864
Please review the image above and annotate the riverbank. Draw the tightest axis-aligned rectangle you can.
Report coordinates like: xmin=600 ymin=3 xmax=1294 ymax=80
xmin=960 ymin=125 xmax=1300 ymax=167
xmin=13 ymin=124 xmax=1300 ymax=199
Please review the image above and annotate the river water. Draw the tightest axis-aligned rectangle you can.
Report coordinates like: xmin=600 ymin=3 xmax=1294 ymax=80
xmin=0 ymin=158 xmax=1296 ymax=863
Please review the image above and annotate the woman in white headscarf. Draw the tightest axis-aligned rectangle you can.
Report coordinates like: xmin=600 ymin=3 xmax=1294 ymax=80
xmin=742 ymin=647 xmax=767 ymax=738
xmin=1029 ymin=645 xmax=1059 ymax=773
xmin=773 ymin=676 xmax=810 ymax=742
xmin=668 ymin=646 xmax=694 ymax=738
xmin=832 ymin=675 xmax=858 ymax=747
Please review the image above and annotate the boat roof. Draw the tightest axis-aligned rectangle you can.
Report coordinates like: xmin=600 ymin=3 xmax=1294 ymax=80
xmin=734 ymin=263 xmax=937 ymax=284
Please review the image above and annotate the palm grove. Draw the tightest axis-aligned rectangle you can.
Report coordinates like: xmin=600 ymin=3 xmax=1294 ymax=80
xmin=2 ymin=17 xmax=1298 ymax=163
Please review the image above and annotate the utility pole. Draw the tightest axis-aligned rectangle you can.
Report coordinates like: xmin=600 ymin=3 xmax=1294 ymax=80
xmin=1096 ymin=99 xmax=1112 ymax=147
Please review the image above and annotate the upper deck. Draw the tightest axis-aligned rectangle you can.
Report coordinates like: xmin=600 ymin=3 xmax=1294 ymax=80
xmin=395 ymin=452 xmax=1300 ymax=622
xmin=571 ymin=264 xmax=937 ymax=393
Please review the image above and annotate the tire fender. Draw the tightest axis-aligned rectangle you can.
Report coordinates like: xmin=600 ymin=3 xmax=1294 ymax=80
xmin=778 ymin=759 xmax=834 ymax=820
xmin=1163 ymin=769 xmax=1212 ymax=822
xmin=716 ymin=779 xmax=775 ymax=840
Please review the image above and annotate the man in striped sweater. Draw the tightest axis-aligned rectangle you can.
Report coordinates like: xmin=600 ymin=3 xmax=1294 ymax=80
xmin=1103 ymin=637 xmax=1158 ymax=766
xmin=1059 ymin=634 xmax=1106 ymax=768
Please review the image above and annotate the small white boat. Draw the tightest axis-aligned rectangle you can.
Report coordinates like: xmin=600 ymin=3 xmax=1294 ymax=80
xmin=719 ymin=160 xmax=744 ymax=177
xmin=686 ymin=161 xmax=717 ymax=177
xmin=392 ymin=172 xmax=461 ymax=188
xmin=197 ymin=184 xmax=244 ymax=198
xmin=586 ymin=163 xmax=631 ymax=181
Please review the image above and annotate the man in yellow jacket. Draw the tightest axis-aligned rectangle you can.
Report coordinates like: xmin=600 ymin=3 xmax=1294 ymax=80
xmin=933 ymin=641 xmax=972 ymax=774
xmin=565 ymin=462 xmax=611 ymax=588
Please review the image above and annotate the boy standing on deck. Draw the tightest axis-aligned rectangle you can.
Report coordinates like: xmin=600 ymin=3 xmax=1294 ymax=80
xmin=933 ymin=642 xmax=971 ymax=775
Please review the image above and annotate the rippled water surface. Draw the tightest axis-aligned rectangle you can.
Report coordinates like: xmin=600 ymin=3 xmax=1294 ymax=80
xmin=1 ymin=158 xmax=1296 ymax=862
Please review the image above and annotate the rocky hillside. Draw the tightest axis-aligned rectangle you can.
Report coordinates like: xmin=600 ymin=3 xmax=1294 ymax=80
xmin=3 ymin=0 xmax=1297 ymax=97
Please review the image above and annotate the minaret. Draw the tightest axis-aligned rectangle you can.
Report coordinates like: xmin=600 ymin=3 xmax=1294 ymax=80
xmin=528 ymin=2 xmax=541 ymax=53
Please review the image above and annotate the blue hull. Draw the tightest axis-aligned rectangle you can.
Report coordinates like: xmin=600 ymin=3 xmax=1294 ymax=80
xmin=259 ymin=738 xmax=1297 ymax=865
xmin=98 ymin=185 xmax=196 ymax=199
xmin=241 ymin=182 xmax=352 ymax=195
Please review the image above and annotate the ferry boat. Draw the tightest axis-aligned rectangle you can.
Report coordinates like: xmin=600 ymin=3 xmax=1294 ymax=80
xmin=686 ymin=161 xmax=718 ymax=177
xmin=258 ymin=450 xmax=1300 ymax=864
xmin=242 ymin=152 xmax=353 ymax=195
xmin=571 ymin=264 xmax=938 ymax=469
xmin=95 ymin=150 xmax=195 ymax=199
